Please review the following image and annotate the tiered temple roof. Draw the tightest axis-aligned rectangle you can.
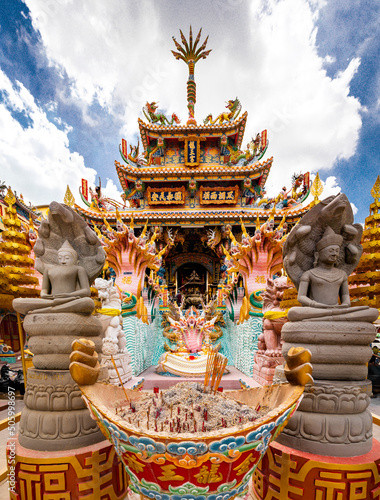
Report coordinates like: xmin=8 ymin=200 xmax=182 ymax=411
xmin=74 ymin=28 xmax=313 ymax=231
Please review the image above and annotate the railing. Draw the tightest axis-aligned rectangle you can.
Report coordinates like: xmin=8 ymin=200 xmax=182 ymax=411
xmin=227 ymin=315 xmax=261 ymax=376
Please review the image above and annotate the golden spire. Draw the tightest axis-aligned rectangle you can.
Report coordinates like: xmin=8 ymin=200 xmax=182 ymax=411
xmin=4 ymin=187 xmax=16 ymax=206
xmin=310 ymin=173 xmax=323 ymax=205
xmin=64 ymin=185 xmax=75 ymax=207
xmin=371 ymin=175 xmax=380 ymax=203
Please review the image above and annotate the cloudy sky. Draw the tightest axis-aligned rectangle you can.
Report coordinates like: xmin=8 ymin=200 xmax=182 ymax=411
xmin=0 ymin=0 xmax=378 ymax=223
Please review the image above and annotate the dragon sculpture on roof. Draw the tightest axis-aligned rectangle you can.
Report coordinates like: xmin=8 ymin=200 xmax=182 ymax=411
xmin=143 ymin=102 xmax=181 ymax=126
xmin=203 ymin=97 xmax=242 ymax=125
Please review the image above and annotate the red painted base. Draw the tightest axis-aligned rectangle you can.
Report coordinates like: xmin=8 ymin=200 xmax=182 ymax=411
xmin=251 ymin=439 xmax=380 ymax=500
xmin=8 ymin=437 xmax=129 ymax=500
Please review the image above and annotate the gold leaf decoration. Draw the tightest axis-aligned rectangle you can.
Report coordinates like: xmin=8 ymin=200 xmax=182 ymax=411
xmin=64 ymin=185 xmax=75 ymax=207
xmin=310 ymin=173 xmax=323 ymax=204
xmin=371 ymin=175 xmax=380 ymax=202
xmin=4 ymin=187 xmax=16 ymax=207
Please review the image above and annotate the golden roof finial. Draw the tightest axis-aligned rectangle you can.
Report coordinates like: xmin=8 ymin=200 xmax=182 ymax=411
xmin=310 ymin=173 xmax=323 ymax=205
xmin=4 ymin=187 xmax=16 ymax=207
xmin=371 ymin=175 xmax=380 ymax=203
xmin=172 ymin=27 xmax=211 ymax=125
xmin=64 ymin=185 xmax=75 ymax=207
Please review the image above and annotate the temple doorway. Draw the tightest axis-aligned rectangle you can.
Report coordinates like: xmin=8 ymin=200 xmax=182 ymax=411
xmin=164 ymin=227 xmax=221 ymax=305
xmin=176 ymin=263 xmax=208 ymax=308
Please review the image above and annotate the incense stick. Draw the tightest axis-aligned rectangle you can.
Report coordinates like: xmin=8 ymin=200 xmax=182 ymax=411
xmin=204 ymin=349 xmax=216 ymax=391
xmin=213 ymin=356 xmax=228 ymax=393
xmin=111 ymin=355 xmax=130 ymax=402
xmin=209 ymin=353 xmax=222 ymax=392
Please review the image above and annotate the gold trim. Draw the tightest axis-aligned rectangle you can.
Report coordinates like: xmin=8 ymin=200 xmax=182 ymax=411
xmin=147 ymin=186 xmax=186 ymax=205
xmin=200 ymin=186 xmax=239 ymax=205
xmin=0 ymin=413 xmax=21 ymax=433
xmin=372 ymin=413 xmax=380 ymax=427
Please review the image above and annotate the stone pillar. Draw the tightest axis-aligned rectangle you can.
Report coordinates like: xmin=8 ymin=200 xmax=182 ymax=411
xmin=278 ymin=320 xmax=377 ymax=457
xmin=21 ymin=312 xmax=104 ymax=451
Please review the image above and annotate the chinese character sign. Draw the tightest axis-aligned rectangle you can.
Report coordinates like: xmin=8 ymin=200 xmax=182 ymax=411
xmin=147 ymin=187 xmax=186 ymax=205
xmin=200 ymin=186 xmax=238 ymax=205
xmin=185 ymin=138 xmax=200 ymax=167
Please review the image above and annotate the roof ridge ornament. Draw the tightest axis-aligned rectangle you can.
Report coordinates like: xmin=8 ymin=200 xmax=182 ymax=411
xmin=172 ymin=26 xmax=212 ymax=126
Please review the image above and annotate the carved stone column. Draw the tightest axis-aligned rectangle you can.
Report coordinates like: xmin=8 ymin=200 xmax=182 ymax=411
xmin=20 ymin=312 xmax=104 ymax=451
xmin=278 ymin=320 xmax=377 ymax=457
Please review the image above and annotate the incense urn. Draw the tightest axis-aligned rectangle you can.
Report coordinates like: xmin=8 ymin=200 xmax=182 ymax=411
xmin=79 ymin=382 xmax=303 ymax=500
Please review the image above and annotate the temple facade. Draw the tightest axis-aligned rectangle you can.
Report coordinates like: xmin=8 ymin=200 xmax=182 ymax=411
xmin=69 ymin=28 xmax=314 ymax=380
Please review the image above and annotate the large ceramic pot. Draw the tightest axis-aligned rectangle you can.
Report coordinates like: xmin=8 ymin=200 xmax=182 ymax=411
xmin=80 ymin=383 xmax=304 ymax=500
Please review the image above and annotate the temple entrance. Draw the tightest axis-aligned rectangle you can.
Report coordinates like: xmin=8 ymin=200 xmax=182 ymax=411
xmin=176 ymin=263 xmax=208 ymax=308
xmin=164 ymin=228 xmax=221 ymax=306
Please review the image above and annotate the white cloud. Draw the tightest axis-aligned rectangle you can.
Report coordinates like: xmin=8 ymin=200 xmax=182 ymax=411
xmin=22 ymin=0 xmax=363 ymax=199
xmin=101 ymin=178 xmax=124 ymax=205
xmin=0 ymin=68 xmax=96 ymax=207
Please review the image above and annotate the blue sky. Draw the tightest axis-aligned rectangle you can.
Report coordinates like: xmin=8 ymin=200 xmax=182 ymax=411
xmin=0 ymin=0 xmax=378 ymax=223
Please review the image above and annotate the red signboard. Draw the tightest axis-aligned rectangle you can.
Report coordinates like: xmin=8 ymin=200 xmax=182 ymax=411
xmin=81 ymin=179 xmax=88 ymax=201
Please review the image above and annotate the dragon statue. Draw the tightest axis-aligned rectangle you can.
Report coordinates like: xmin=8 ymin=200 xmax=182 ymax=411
xmin=203 ymin=97 xmax=242 ymax=125
xmin=163 ymin=300 xmax=218 ymax=354
xmin=143 ymin=102 xmax=181 ymax=126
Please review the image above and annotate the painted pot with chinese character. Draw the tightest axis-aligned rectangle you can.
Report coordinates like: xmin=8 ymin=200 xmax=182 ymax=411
xmin=70 ymin=343 xmax=311 ymax=499
xmin=76 ymin=381 xmax=304 ymax=500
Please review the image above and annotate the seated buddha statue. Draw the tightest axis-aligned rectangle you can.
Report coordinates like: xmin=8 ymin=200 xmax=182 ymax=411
xmin=287 ymin=226 xmax=378 ymax=323
xmin=13 ymin=241 xmax=94 ymax=315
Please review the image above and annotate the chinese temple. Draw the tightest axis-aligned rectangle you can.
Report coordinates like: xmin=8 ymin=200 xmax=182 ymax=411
xmin=2 ymin=28 xmax=380 ymax=500
xmin=72 ymin=28 xmax=312 ymax=365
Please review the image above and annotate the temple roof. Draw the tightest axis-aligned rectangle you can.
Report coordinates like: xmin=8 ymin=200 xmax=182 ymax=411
xmin=138 ymin=112 xmax=248 ymax=151
xmin=74 ymin=202 xmax=310 ymax=226
xmin=115 ymin=157 xmax=273 ymax=189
